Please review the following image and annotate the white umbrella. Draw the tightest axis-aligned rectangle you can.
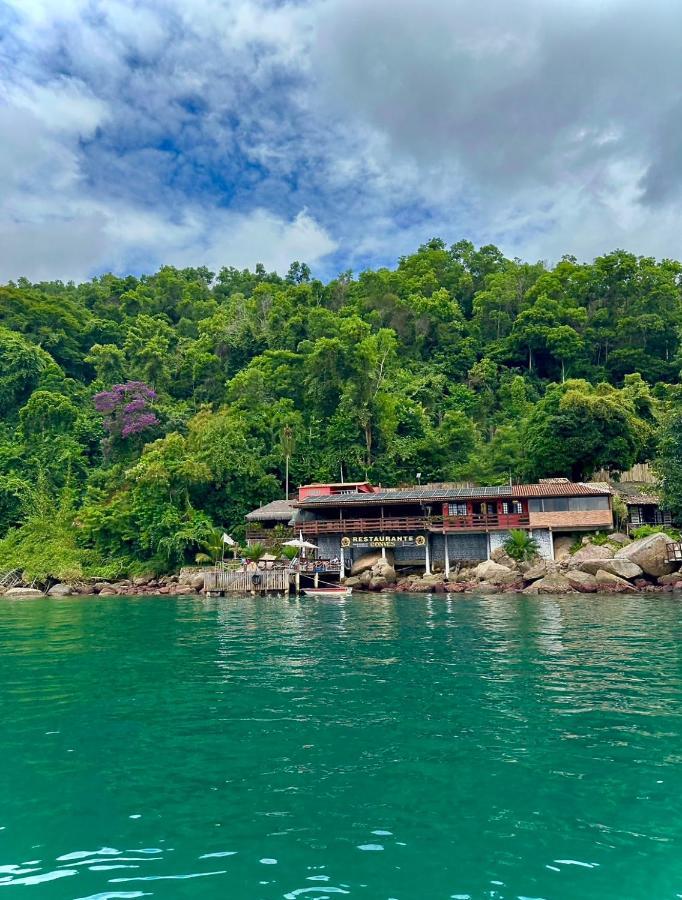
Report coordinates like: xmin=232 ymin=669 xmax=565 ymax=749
xmin=283 ymin=538 xmax=318 ymax=550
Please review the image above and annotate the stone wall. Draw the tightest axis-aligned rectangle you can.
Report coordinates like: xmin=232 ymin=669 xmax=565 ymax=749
xmin=432 ymin=533 xmax=488 ymax=563
xmin=489 ymin=529 xmax=553 ymax=560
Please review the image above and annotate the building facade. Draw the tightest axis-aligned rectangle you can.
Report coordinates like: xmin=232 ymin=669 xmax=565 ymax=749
xmin=281 ymin=478 xmax=614 ymax=578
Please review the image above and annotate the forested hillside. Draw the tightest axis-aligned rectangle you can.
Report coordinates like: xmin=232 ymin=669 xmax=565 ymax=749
xmin=2 ymin=239 xmax=681 ymax=579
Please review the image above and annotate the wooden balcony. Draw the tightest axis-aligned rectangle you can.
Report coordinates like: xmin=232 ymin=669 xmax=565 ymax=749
xmin=440 ymin=513 xmax=530 ymax=532
xmin=299 ymin=514 xmax=530 ymax=535
xmin=299 ymin=516 xmax=426 ymax=535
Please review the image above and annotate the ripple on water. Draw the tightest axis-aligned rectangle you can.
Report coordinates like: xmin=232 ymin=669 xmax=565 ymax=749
xmin=1 ymin=593 xmax=682 ymax=899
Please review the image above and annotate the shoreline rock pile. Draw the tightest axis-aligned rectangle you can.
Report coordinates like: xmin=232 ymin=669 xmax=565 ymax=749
xmin=359 ymin=532 xmax=682 ymax=596
xmin=2 ymin=533 xmax=680 ymax=598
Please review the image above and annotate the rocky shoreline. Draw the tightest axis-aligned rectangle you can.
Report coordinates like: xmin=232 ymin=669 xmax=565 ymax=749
xmin=345 ymin=531 xmax=682 ymax=595
xmin=2 ymin=532 xmax=681 ymax=599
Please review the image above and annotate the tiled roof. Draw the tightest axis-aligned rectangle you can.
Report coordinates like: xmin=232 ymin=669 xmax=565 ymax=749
xmin=245 ymin=500 xmax=296 ymax=522
xmin=608 ymin=480 xmax=661 ymax=506
xmin=294 ymin=482 xmax=610 ymax=507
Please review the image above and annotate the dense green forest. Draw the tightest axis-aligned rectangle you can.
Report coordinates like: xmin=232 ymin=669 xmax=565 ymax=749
xmin=2 ymin=238 xmax=682 ymax=580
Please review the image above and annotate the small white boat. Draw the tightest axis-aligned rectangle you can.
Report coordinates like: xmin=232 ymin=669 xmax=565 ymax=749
xmin=301 ymin=586 xmax=353 ymax=598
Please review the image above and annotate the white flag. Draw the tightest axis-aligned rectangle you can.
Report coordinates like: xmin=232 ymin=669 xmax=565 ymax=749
xmin=222 ymin=533 xmax=236 ymax=546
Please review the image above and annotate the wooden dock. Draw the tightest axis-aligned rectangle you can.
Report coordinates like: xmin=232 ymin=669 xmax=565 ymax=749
xmin=204 ymin=568 xmax=290 ymax=595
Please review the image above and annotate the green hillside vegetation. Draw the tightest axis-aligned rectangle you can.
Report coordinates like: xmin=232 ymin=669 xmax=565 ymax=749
xmin=1 ymin=240 xmax=682 ymax=580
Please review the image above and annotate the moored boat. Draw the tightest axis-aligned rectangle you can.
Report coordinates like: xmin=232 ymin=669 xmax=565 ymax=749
xmin=301 ymin=586 xmax=353 ymax=598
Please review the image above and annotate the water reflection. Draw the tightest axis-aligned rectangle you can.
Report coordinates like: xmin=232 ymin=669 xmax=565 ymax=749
xmin=1 ymin=593 xmax=682 ymax=899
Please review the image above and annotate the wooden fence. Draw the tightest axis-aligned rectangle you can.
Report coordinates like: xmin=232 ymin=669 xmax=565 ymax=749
xmin=204 ymin=569 xmax=290 ymax=594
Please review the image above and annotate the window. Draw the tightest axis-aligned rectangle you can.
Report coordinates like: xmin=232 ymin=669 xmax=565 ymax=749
xmin=502 ymin=501 xmax=524 ymax=515
xmin=529 ymin=496 xmax=609 ymax=512
xmin=448 ymin=502 xmax=468 ymax=517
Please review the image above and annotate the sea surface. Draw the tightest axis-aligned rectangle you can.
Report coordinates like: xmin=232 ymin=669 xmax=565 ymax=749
xmin=1 ymin=593 xmax=681 ymax=899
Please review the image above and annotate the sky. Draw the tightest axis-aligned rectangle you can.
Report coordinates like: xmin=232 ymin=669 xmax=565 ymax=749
xmin=0 ymin=0 xmax=681 ymax=283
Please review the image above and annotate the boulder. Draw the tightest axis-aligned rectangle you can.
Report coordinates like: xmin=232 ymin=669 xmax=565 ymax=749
xmin=476 ymin=583 xmax=503 ymax=594
xmin=523 ymin=573 xmax=573 ymax=594
xmin=344 ymin=576 xmax=361 ymax=587
xmin=5 ymin=587 xmax=43 ymax=598
xmin=594 ymin=569 xmax=636 ymax=592
xmin=490 ymin=546 xmax=517 ymax=569
xmin=92 ymin=582 xmax=112 ymax=594
xmin=657 ymin=572 xmax=682 ymax=585
xmin=372 ymin=559 xmax=397 ymax=583
xmin=190 ymin=573 xmax=205 ymax=590
xmin=98 ymin=587 xmax=118 ymax=596
xmin=471 ymin=560 xmax=517 ymax=584
xmin=47 ymin=583 xmax=72 ymax=597
xmin=615 ymin=532 xmax=675 ymax=577
xmin=552 ymin=535 xmax=574 ymax=560
xmin=369 ymin=575 xmax=388 ymax=591
xmin=579 ymin=559 xmax=643 ymax=580
xmin=608 ymin=532 xmax=631 ymax=545
xmin=565 ymin=570 xmax=598 ymax=592
xmin=522 ymin=560 xmax=557 ymax=582
xmin=568 ymin=543 xmax=614 ymax=565
xmin=351 ymin=550 xmax=395 ymax=576
xmin=133 ymin=575 xmax=152 ymax=587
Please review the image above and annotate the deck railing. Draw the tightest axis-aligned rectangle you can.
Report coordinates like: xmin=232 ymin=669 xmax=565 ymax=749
xmin=666 ymin=542 xmax=682 ymax=563
xmin=298 ymin=514 xmax=531 ymax=534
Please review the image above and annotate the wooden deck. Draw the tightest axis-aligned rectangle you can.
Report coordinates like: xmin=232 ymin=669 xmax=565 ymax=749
xmin=298 ymin=514 xmax=531 ymax=535
xmin=204 ymin=569 xmax=290 ymax=594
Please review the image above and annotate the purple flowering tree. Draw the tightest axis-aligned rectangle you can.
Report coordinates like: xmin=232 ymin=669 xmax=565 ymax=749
xmin=93 ymin=382 xmax=159 ymax=451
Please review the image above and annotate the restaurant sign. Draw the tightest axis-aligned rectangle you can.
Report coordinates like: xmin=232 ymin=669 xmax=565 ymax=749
xmin=341 ymin=534 xmax=426 ymax=549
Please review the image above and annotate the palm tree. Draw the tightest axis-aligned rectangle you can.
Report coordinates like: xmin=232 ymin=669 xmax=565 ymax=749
xmin=195 ymin=527 xmax=226 ymax=565
xmin=243 ymin=543 xmax=267 ymax=563
xmin=503 ymin=529 xmax=540 ymax=562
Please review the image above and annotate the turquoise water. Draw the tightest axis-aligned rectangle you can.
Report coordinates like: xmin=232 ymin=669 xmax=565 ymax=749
xmin=1 ymin=594 xmax=681 ymax=899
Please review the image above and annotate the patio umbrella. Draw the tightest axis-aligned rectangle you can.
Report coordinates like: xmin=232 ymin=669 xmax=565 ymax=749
xmin=282 ymin=537 xmax=319 ymax=550
xmin=282 ymin=534 xmax=319 ymax=559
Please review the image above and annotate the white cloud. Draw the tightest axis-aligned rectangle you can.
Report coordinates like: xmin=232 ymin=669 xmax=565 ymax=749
xmin=0 ymin=0 xmax=681 ymax=283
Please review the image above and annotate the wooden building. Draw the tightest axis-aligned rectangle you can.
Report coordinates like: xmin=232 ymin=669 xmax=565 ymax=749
xmin=245 ymin=478 xmax=614 ymax=578
xmin=245 ymin=499 xmax=296 ymax=547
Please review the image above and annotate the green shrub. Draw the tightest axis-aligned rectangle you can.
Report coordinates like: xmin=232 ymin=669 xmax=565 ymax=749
xmin=632 ymin=524 xmax=681 ymax=541
xmin=503 ymin=529 xmax=540 ymax=562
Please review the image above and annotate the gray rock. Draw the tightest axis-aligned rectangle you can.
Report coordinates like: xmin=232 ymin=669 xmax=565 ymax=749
xmin=47 ymin=583 xmax=72 ymax=597
xmin=344 ymin=576 xmax=361 ymax=587
xmin=93 ymin=582 xmax=112 ymax=593
xmin=565 ymin=570 xmax=598 ymax=592
xmin=490 ymin=547 xmax=517 ymax=569
xmin=523 ymin=573 xmax=573 ymax=594
xmin=98 ymin=587 xmax=118 ymax=596
xmin=369 ymin=575 xmax=388 ymax=591
xmin=569 ymin=543 xmax=614 ymax=565
xmin=522 ymin=560 xmax=557 ymax=582
xmin=472 ymin=560 xmax=517 ymax=584
xmin=615 ymin=532 xmax=676 ymax=577
xmin=657 ymin=572 xmax=682 ymax=585
xmin=190 ymin=574 xmax=205 ymax=590
xmin=5 ymin=587 xmax=43 ymax=598
xmin=594 ymin=569 xmax=637 ymax=592
xmin=579 ymin=558 xmax=643 ymax=580
xmin=553 ymin=535 xmax=574 ymax=560
xmin=608 ymin=532 xmax=631 ymax=545
xmin=351 ymin=550 xmax=395 ymax=576
xmin=476 ymin=583 xmax=503 ymax=594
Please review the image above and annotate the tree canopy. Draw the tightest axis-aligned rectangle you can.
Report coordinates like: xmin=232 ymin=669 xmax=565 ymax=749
xmin=0 ymin=244 xmax=680 ymax=578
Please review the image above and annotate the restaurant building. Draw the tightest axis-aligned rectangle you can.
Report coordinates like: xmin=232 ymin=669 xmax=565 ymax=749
xmin=287 ymin=478 xmax=613 ymax=578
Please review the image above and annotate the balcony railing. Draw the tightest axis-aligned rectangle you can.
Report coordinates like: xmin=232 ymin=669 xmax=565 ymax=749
xmin=298 ymin=514 xmax=531 ymax=534
xmin=299 ymin=516 xmax=427 ymax=535
xmin=440 ymin=513 xmax=530 ymax=531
